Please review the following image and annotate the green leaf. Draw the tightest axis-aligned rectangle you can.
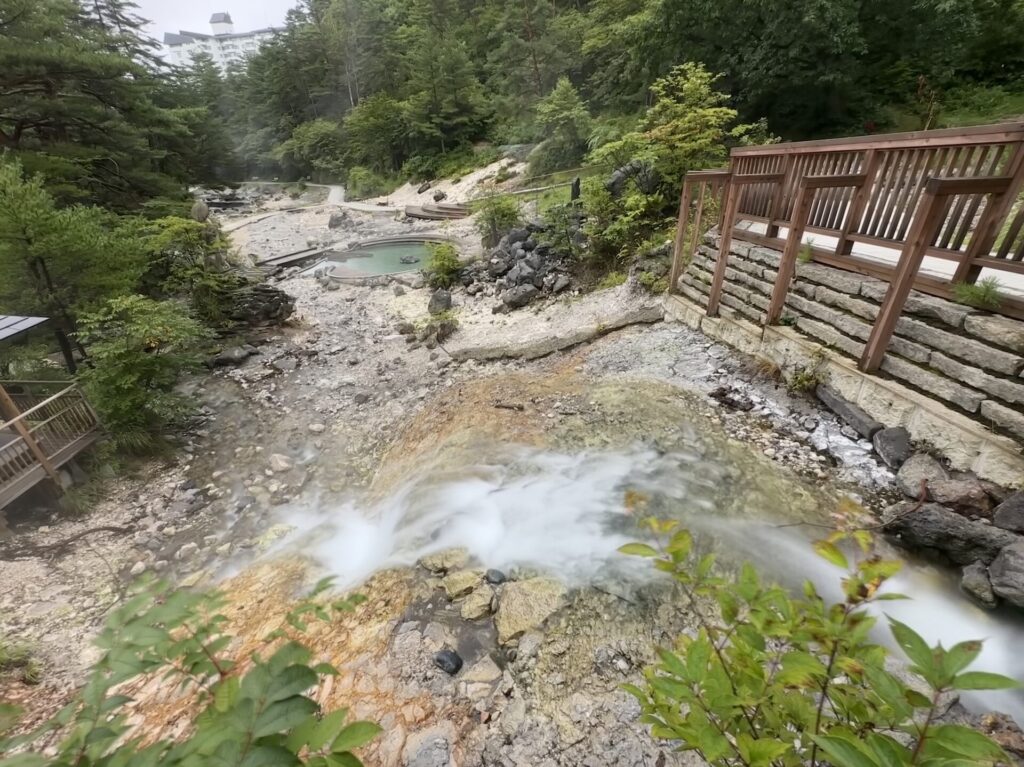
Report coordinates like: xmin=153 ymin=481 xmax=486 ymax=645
xmin=213 ymin=677 xmax=240 ymax=713
xmin=813 ymin=733 xmax=881 ymax=767
xmin=617 ymin=543 xmax=659 ymax=558
xmin=736 ymin=734 xmax=790 ymax=766
xmin=264 ymin=664 xmax=318 ymax=703
xmin=942 ymin=640 xmax=983 ymax=680
xmin=326 ymin=754 xmax=363 ymax=767
xmin=252 ymin=696 xmax=319 ymax=738
xmin=814 ymin=540 xmax=849 ymax=570
xmin=240 ymin=745 xmax=302 ymax=767
xmin=666 ymin=530 xmax=692 ymax=560
xmin=309 ymin=709 xmax=352 ymax=751
xmin=952 ymin=671 xmax=1020 ymax=690
xmin=332 ymin=721 xmax=382 ymax=752
xmin=888 ymin=617 xmax=934 ymax=673
xmin=924 ymin=724 xmax=1007 ymax=760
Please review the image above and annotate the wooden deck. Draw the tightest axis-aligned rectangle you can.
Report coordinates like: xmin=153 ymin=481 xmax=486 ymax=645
xmin=671 ymin=121 xmax=1024 ymax=372
xmin=0 ymin=382 xmax=101 ymax=509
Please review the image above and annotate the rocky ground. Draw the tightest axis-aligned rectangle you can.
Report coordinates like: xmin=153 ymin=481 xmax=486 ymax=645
xmin=3 ymin=192 xmax=1023 ymax=765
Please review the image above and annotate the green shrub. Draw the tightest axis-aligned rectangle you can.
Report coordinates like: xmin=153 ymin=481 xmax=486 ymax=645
xmin=953 ymin=277 xmax=1002 ymax=310
xmin=345 ymin=166 xmax=395 ymax=200
xmin=425 ymin=242 xmax=462 ymax=288
xmin=637 ymin=271 xmax=668 ymax=293
xmin=473 ymin=195 xmax=523 ymax=248
xmin=621 ymin=524 xmax=1018 ymax=767
xmin=596 ymin=271 xmax=627 ymax=289
xmin=77 ymin=295 xmax=212 ymax=452
xmin=0 ymin=636 xmax=41 ymax=685
xmin=0 ymin=579 xmax=379 ymax=766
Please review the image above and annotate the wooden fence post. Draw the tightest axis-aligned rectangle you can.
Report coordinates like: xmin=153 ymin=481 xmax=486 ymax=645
xmin=668 ymin=180 xmax=694 ymax=296
xmin=766 ymin=181 xmax=815 ymax=325
xmin=707 ymin=179 xmax=739 ymax=317
xmin=860 ymin=183 xmax=949 ymax=372
xmin=765 ymin=156 xmax=794 ymax=238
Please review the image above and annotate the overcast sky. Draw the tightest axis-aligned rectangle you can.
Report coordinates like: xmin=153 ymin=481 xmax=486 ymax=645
xmin=135 ymin=0 xmax=298 ymax=38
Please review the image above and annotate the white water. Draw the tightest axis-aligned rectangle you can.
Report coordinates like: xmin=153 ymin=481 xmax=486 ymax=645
xmin=277 ymin=444 xmax=1024 ymax=718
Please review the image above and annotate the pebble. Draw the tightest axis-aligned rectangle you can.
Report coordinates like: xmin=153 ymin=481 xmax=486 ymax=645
xmin=433 ymin=649 xmax=463 ymax=675
xmin=485 ymin=569 xmax=507 ymax=585
xmin=129 ymin=561 xmax=146 ymax=577
xmin=308 ymin=423 xmax=326 ymax=434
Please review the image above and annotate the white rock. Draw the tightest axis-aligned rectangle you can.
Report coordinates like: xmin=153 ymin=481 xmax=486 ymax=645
xmin=269 ymin=453 xmax=294 ymax=473
xmin=129 ymin=561 xmax=147 ymax=577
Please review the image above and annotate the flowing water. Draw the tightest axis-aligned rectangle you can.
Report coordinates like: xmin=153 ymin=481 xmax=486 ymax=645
xmin=278 ymin=442 xmax=1024 ymax=719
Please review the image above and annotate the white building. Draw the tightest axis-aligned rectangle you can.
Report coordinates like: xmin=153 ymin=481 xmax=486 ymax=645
xmin=163 ymin=13 xmax=279 ymax=71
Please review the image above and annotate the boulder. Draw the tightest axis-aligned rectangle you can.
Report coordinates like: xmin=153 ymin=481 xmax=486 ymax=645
xmin=552 ymin=275 xmax=572 ymax=294
xmin=432 ymin=189 xmax=447 ymax=202
xmin=507 ymin=228 xmax=530 ymax=245
xmin=427 ymin=289 xmax=452 ymax=315
xmin=327 ymin=211 xmax=351 ymax=229
xmin=433 ymin=649 xmax=462 ymax=675
xmin=961 ymin=561 xmax=997 ymax=608
xmin=211 ymin=345 xmax=256 ymax=367
xmin=494 ymin=577 xmax=567 ymax=643
xmin=994 ymin=492 xmax=1024 ymax=533
xmin=227 ymin=284 xmax=296 ymax=326
xmin=896 ymin=453 xmax=949 ymax=499
xmin=929 ymin=478 xmax=993 ymax=517
xmin=269 ymin=453 xmax=294 ymax=473
xmin=989 ymin=541 xmax=1024 ymax=607
xmin=396 ymin=321 xmax=416 ymax=335
xmin=190 ymin=200 xmax=210 ymax=223
xmin=420 ymin=548 xmax=469 ymax=573
xmin=485 ymin=569 xmax=507 ymax=585
xmin=501 ymin=284 xmax=539 ymax=309
xmin=815 ymin=385 xmax=884 ymax=439
xmin=441 ymin=569 xmax=484 ymax=599
xmin=872 ymin=426 xmax=912 ymax=468
xmin=417 ymin=181 xmax=432 ymax=194
xmin=883 ymin=502 xmax=1020 ymax=565
xmin=460 ymin=586 xmax=494 ymax=620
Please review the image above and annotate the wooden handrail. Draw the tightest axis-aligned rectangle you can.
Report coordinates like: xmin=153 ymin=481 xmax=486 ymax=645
xmin=924 ymin=175 xmax=1013 ymax=195
xmin=732 ymin=121 xmax=1024 ymax=156
xmin=0 ymin=384 xmax=79 ymax=432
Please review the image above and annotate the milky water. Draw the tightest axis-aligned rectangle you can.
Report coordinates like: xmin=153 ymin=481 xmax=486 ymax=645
xmin=277 ymin=443 xmax=1024 ymax=718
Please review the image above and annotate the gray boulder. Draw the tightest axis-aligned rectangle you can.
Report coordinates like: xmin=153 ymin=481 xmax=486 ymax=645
xmin=501 ymin=284 xmax=539 ymax=309
xmin=994 ymin=492 xmax=1024 ymax=533
xmin=507 ymin=228 xmax=530 ymax=245
xmin=427 ymin=289 xmax=452 ymax=315
xmin=417 ymin=181 xmax=432 ymax=194
xmin=989 ymin=541 xmax=1024 ymax=607
xmin=883 ymin=502 xmax=1020 ymax=565
xmin=896 ymin=453 xmax=949 ymax=499
xmin=961 ymin=561 xmax=997 ymax=608
xmin=872 ymin=426 xmax=912 ymax=468
xmin=191 ymin=200 xmax=210 ymax=223
xmin=432 ymin=189 xmax=448 ymax=202
xmin=211 ymin=345 xmax=257 ymax=367
xmin=328 ymin=211 xmax=351 ymax=229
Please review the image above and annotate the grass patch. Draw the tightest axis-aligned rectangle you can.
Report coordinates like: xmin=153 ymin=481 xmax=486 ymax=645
xmin=1 ymin=637 xmax=41 ymax=685
xmin=953 ymin=276 xmax=1003 ymax=310
xmin=596 ymin=271 xmax=627 ymax=289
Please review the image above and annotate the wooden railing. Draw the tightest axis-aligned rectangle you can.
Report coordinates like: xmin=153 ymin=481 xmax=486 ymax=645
xmin=670 ymin=121 xmax=1024 ymax=372
xmin=0 ymin=381 xmax=100 ymax=507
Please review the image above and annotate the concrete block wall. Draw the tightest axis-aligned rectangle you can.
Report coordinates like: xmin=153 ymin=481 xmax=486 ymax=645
xmin=679 ymin=237 xmax=1024 ymax=446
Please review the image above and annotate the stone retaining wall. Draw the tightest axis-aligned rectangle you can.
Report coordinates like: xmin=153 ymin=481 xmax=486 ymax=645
xmin=678 ymin=237 xmax=1024 ymax=446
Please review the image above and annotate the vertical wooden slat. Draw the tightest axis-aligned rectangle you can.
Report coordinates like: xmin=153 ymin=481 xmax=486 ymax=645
xmin=766 ymin=155 xmax=794 ymax=237
xmin=837 ymin=149 xmax=881 ymax=255
xmin=0 ymin=386 xmax=60 ymax=485
xmin=707 ymin=179 xmax=740 ymax=317
xmin=950 ymin=145 xmax=1005 ymax=251
xmin=862 ymin=150 xmax=898 ymax=236
xmin=767 ymin=181 xmax=817 ymax=324
xmin=939 ymin=146 xmax=986 ymax=249
xmin=881 ymin=149 xmax=925 ymax=240
xmin=668 ymin=179 xmax=695 ymax=296
xmin=861 ymin=184 xmax=952 ymax=372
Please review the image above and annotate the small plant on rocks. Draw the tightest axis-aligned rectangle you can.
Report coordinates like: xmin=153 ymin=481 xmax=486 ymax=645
xmin=0 ymin=578 xmax=378 ymax=766
xmin=425 ymin=242 xmax=462 ymax=289
xmin=953 ymin=277 xmax=1002 ymax=310
xmin=473 ymin=195 xmax=522 ymax=248
xmin=621 ymin=522 xmax=1019 ymax=766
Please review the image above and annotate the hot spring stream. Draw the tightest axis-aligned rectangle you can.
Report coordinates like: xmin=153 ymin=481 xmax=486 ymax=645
xmin=277 ymin=444 xmax=1024 ymax=720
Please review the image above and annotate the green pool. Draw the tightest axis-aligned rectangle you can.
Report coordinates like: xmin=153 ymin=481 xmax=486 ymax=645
xmin=328 ymin=240 xmax=435 ymax=278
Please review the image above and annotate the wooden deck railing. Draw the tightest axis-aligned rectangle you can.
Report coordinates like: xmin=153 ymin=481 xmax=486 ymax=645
xmin=670 ymin=121 xmax=1024 ymax=372
xmin=0 ymin=381 xmax=100 ymax=508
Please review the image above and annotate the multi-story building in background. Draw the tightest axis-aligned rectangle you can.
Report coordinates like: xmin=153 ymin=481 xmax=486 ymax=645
xmin=163 ymin=12 xmax=279 ymax=70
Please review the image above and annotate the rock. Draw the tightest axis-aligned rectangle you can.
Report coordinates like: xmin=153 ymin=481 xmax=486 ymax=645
xmin=420 ymin=548 xmax=469 ymax=573
xmin=432 ymin=189 xmax=448 ymax=202
xmin=815 ymin=385 xmax=884 ymax=439
xmin=271 ymin=357 xmax=298 ymax=373
xmin=176 ymin=542 xmax=199 ymax=561
xmin=980 ymin=713 xmax=1024 ymax=758
xmin=129 ymin=561 xmax=146 ymax=577
xmin=308 ymin=423 xmax=326 ymax=434
xmin=428 ymin=289 xmax=452 ymax=315
xmin=190 ymin=200 xmax=210 ymax=222
xmin=495 ymin=577 xmax=567 ymax=643
xmin=324 ymin=280 xmax=340 ymax=291
xmin=896 ymin=453 xmax=949 ymax=499
xmin=407 ymin=735 xmax=450 ymax=767
xmin=393 ymin=284 xmax=406 ymax=296
xmin=501 ymin=284 xmax=539 ymax=309
xmin=269 ymin=453 xmax=294 ymax=473
xmin=990 ymin=541 xmax=1024 ymax=607
xmin=433 ymin=649 xmax=463 ymax=675
xmin=961 ymin=561 xmax=997 ymax=607
xmin=485 ymin=569 xmax=507 ymax=585
xmin=994 ymin=492 xmax=1024 ymax=533
xmin=353 ymin=392 xmax=371 ymax=405
xmin=417 ymin=181 xmax=432 ymax=194
xmin=441 ymin=569 xmax=484 ymax=599
xmin=507 ymin=228 xmax=530 ymax=245
xmin=327 ymin=211 xmax=351 ymax=229
xmin=461 ymin=586 xmax=495 ymax=620
xmin=463 ymin=656 xmax=501 ymax=683
xmin=929 ymin=478 xmax=993 ymax=517
xmin=227 ymin=283 xmax=295 ymax=326
xmin=396 ymin=321 xmax=416 ymax=335
xmin=551 ymin=275 xmax=571 ymax=293
xmin=872 ymin=427 xmax=912 ymax=468
xmin=211 ymin=345 xmax=256 ymax=367
xmin=883 ymin=502 xmax=1020 ymax=565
